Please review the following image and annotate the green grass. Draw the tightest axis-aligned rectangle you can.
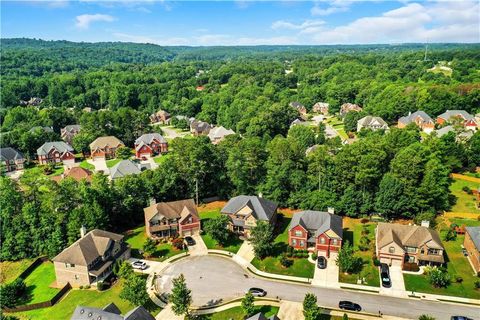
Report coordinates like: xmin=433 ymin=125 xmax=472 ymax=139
xmin=196 ymin=305 xmax=278 ymax=320
xmin=199 ymin=209 xmax=222 ymax=220
xmin=11 ymin=279 xmax=160 ymax=320
xmin=79 ymin=160 xmax=95 ymax=170
xmin=449 ymin=179 xmax=480 ymax=213
xmin=106 ymin=158 xmax=122 ymax=168
xmin=22 ymin=262 xmax=60 ymax=304
xmin=199 ymin=209 xmax=242 ymax=253
xmin=0 ymin=258 xmax=36 ymax=284
xmin=153 ymin=155 xmax=167 ymax=164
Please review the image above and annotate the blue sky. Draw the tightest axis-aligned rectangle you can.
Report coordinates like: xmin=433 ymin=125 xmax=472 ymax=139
xmin=1 ymin=1 xmax=479 ymax=45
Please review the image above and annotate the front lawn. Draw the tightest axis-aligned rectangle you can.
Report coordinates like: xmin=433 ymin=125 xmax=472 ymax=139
xmin=449 ymin=178 xmax=480 ymax=213
xmin=199 ymin=208 xmax=242 ymax=253
xmin=196 ymin=305 xmax=278 ymax=320
xmin=0 ymin=258 xmax=36 ymax=284
xmin=79 ymin=160 xmax=95 ymax=170
xmin=22 ymin=262 xmax=60 ymax=304
xmin=106 ymin=158 xmax=122 ymax=168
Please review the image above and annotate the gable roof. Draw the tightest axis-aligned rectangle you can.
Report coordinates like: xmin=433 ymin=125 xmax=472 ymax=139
xmin=377 ymin=223 xmax=443 ymax=251
xmin=436 ymin=125 xmax=474 ymax=139
xmin=109 ymin=160 xmax=146 ymax=179
xmin=437 ymin=110 xmax=474 ymax=121
xmin=340 ymin=103 xmax=362 ymax=113
xmin=221 ymin=195 xmax=278 ymax=222
xmin=357 ymin=116 xmax=388 ymax=129
xmin=398 ymin=111 xmax=433 ymax=124
xmin=135 ymin=133 xmax=167 ymax=148
xmin=62 ymin=124 xmax=81 ymax=133
xmin=37 ymin=141 xmax=74 ymax=156
xmin=0 ymin=147 xmax=24 ymax=161
xmin=89 ymin=136 xmax=124 ymax=150
xmin=289 ymin=101 xmax=304 ymax=108
xmin=289 ymin=210 xmax=343 ymax=239
xmin=124 ymin=306 xmax=156 ymax=320
xmin=208 ymin=126 xmax=235 ymax=141
xmin=53 ymin=229 xmax=124 ymax=266
xmin=190 ymin=120 xmax=211 ymax=133
xmin=466 ymin=227 xmax=480 ymax=251
xmin=144 ymin=199 xmax=198 ymax=222
xmin=70 ymin=303 xmax=154 ymax=320
xmin=29 ymin=126 xmax=53 ymax=133
xmin=52 ymin=167 xmax=93 ymax=183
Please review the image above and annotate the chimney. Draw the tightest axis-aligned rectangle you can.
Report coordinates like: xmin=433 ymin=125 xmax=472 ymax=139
xmin=327 ymin=207 xmax=335 ymax=214
xmin=80 ymin=225 xmax=87 ymax=238
xmin=421 ymin=220 xmax=430 ymax=228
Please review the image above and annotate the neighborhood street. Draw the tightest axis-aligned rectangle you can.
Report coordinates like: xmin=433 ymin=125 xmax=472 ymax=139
xmin=157 ymin=255 xmax=480 ymax=320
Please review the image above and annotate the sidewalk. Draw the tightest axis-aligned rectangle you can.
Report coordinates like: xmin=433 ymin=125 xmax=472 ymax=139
xmin=236 ymin=240 xmax=255 ymax=263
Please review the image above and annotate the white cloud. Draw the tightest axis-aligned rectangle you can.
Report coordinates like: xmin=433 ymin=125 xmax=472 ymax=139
xmin=75 ymin=14 xmax=116 ymax=29
xmin=271 ymin=19 xmax=325 ymax=30
xmin=311 ymin=0 xmax=352 ymax=16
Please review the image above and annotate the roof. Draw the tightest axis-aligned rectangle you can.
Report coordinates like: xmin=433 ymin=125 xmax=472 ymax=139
xmin=0 ymin=147 xmax=24 ymax=161
xmin=289 ymin=101 xmax=305 ymax=109
xmin=357 ymin=116 xmax=389 ymax=129
xmin=90 ymin=136 xmax=124 ymax=150
xmin=144 ymin=199 xmax=198 ymax=222
xmin=437 ymin=110 xmax=474 ymax=121
xmin=135 ymin=133 xmax=167 ymax=149
xmin=377 ymin=223 xmax=444 ymax=251
xmin=398 ymin=111 xmax=433 ymax=124
xmin=208 ymin=126 xmax=235 ymax=141
xmin=109 ymin=160 xmax=146 ymax=179
xmin=53 ymin=229 xmax=124 ymax=266
xmin=289 ymin=210 xmax=343 ymax=239
xmin=305 ymin=144 xmax=320 ymax=155
xmin=190 ymin=120 xmax=211 ymax=133
xmin=37 ymin=141 xmax=74 ymax=156
xmin=221 ymin=195 xmax=278 ymax=222
xmin=436 ymin=125 xmax=474 ymax=139
xmin=124 ymin=306 xmax=155 ymax=320
xmin=312 ymin=102 xmax=329 ymax=109
xmin=29 ymin=126 xmax=53 ymax=133
xmin=52 ymin=167 xmax=93 ymax=183
xmin=466 ymin=227 xmax=480 ymax=251
xmin=62 ymin=124 xmax=81 ymax=133
xmin=70 ymin=303 xmax=154 ymax=320
xmin=340 ymin=103 xmax=362 ymax=113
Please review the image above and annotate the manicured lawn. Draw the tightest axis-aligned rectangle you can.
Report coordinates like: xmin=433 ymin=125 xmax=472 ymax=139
xmin=199 ymin=208 xmax=222 ymax=220
xmin=12 ymin=279 xmax=160 ymax=320
xmin=23 ymin=262 xmax=60 ymax=304
xmin=79 ymin=160 xmax=95 ymax=170
xmin=449 ymin=179 xmax=480 ymax=213
xmin=106 ymin=158 xmax=122 ymax=168
xmin=153 ymin=155 xmax=167 ymax=165
xmin=201 ymin=233 xmax=242 ymax=254
xmin=196 ymin=305 xmax=278 ymax=320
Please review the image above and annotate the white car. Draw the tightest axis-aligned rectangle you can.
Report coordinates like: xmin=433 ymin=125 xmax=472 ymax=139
xmin=131 ymin=260 xmax=148 ymax=270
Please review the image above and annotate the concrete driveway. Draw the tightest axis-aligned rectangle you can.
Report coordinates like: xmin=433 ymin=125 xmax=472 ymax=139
xmin=87 ymin=158 xmax=109 ymax=174
xmin=186 ymin=234 xmax=208 ymax=256
xmin=128 ymin=257 xmax=165 ymax=275
xmin=380 ymin=265 xmax=407 ymax=297
xmin=312 ymin=253 xmax=339 ymax=288
xmin=156 ymin=255 xmax=479 ymax=320
xmin=140 ymin=156 xmax=158 ymax=170
xmin=236 ymin=241 xmax=255 ymax=263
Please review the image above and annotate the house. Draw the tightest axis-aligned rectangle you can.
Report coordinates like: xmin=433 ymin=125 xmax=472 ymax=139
xmin=290 ymin=118 xmax=307 ymax=127
xmin=29 ymin=126 xmax=54 ymax=133
xmin=196 ymin=86 xmax=205 ymax=91
xmin=312 ymin=102 xmax=329 ymax=115
xmin=190 ymin=120 xmax=212 ymax=136
xmin=305 ymin=144 xmax=320 ymax=155
xmin=71 ymin=303 xmax=154 ymax=320
xmin=89 ymin=136 xmax=125 ymax=160
xmin=61 ymin=125 xmax=81 ymax=145
xmin=0 ymin=147 xmax=25 ymax=172
xmin=288 ymin=210 xmax=343 ymax=257
xmin=109 ymin=160 xmax=149 ymax=180
xmin=464 ymin=227 xmax=480 ymax=273
xmin=149 ymin=110 xmax=171 ymax=124
xmin=340 ymin=103 xmax=362 ymax=116
xmin=290 ymin=102 xmax=307 ymax=116
xmin=357 ymin=116 xmax=389 ymax=132
xmin=436 ymin=110 xmax=478 ymax=130
xmin=436 ymin=125 xmax=474 ymax=141
xmin=134 ymin=133 xmax=168 ymax=159
xmin=53 ymin=228 xmax=131 ymax=287
xmin=144 ymin=199 xmax=200 ymax=238
xmin=52 ymin=167 xmax=93 ymax=183
xmin=208 ymin=126 xmax=235 ymax=144
xmin=375 ymin=223 xmax=444 ymax=268
xmin=20 ymin=97 xmax=43 ymax=106
xmin=221 ymin=195 xmax=278 ymax=238
xmin=398 ymin=111 xmax=435 ymax=133
xmin=37 ymin=141 xmax=75 ymax=166
xmin=246 ymin=312 xmax=280 ymax=320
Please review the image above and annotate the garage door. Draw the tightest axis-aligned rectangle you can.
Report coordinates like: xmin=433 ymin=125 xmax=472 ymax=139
xmin=183 ymin=230 xmax=192 ymax=236
xmin=391 ymin=259 xmax=402 ymax=267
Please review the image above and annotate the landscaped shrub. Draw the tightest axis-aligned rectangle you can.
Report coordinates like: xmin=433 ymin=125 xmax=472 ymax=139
xmin=474 ymin=280 xmax=480 ymax=289
xmin=358 ymin=235 xmax=371 ymax=251
xmin=427 ymin=267 xmax=450 ymax=288
xmin=84 ymin=285 xmax=91 ymax=289
xmin=172 ymin=237 xmax=184 ymax=250
xmin=462 ymin=186 xmax=472 ymax=194
xmin=97 ymin=281 xmax=107 ymax=291
xmin=303 ymin=253 xmax=309 ymax=258
xmin=443 ymin=228 xmax=457 ymax=241
xmin=311 ymin=252 xmax=318 ymax=261
xmin=280 ymin=255 xmax=293 ymax=268
xmin=360 ymin=218 xmax=369 ymax=224
xmin=455 ymin=276 xmax=463 ymax=283
xmin=0 ymin=279 xmax=27 ymax=308
xmin=372 ymin=256 xmax=380 ymax=266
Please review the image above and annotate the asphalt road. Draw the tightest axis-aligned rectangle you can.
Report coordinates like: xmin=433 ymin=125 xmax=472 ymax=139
xmin=157 ymin=255 xmax=479 ymax=320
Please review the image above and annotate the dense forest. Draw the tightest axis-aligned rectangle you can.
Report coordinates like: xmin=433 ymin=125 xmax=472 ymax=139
xmin=1 ymin=39 xmax=479 ymax=261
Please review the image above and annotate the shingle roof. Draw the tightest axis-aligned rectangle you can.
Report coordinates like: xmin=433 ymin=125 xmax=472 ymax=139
xmin=89 ymin=136 xmax=124 ymax=150
xmin=289 ymin=101 xmax=304 ymax=108
xmin=0 ymin=147 xmax=24 ymax=161
xmin=29 ymin=126 xmax=53 ymax=133
xmin=208 ymin=126 xmax=235 ymax=141
xmin=124 ymin=306 xmax=155 ymax=320
xmin=70 ymin=304 xmax=154 ymax=320
xmin=437 ymin=110 xmax=474 ymax=121
xmin=135 ymin=133 xmax=167 ymax=148
xmin=289 ymin=210 xmax=343 ymax=239
xmin=398 ymin=111 xmax=433 ymax=124
xmin=436 ymin=125 xmax=474 ymax=139
xmin=37 ymin=141 xmax=74 ymax=156
xmin=190 ymin=120 xmax=211 ymax=133
xmin=144 ymin=199 xmax=198 ymax=222
xmin=357 ymin=116 xmax=389 ymax=129
xmin=221 ymin=195 xmax=278 ymax=222
xmin=52 ymin=167 xmax=92 ymax=183
xmin=63 ymin=124 xmax=81 ymax=133
xmin=53 ymin=229 xmax=124 ymax=266
xmin=377 ymin=223 xmax=444 ymax=251
xmin=109 ymin=160 xmax=145 ymax=179
xmin=466 ymin=227 xmax=480 ymax=251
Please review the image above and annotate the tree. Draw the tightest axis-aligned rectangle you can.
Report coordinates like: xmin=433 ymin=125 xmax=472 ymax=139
xmin=427 ymin=268 xmax=450 ymax=288
xmin=250 ymin=221 xmax=275 ymax=259
xmin=143 ymin=238 xmax=157 ymax=257
xmin=113 ymin=260 xmax=134 ymax=279
xmin=418 ymin=315 xmax=435 ymax=320
xmin=344 ymin=111 xmax=366 ymax=132
xmin=241 ymin=292 xmax=255 ymax=317
xmin=116 ymin=146 xmax=132 ymax=160
xmin=336 ymin=241 xmax=362 ymax=273
xmin=302 ymin=293 xmax=320 ymax=320
xmin=203 ymin=215 xmax=230 ymax=245
xmin=170 ymin=274 xmax=192 ymax=317
xmin=120 ymin=274 xmax=149 ymax=306
xmin=343 ymin=313 xmax=349 ymax=320
xmin=288 ymin=125 xmax=316 ymax=152
xmin=0 ymin=279 xmax=26 ymax=308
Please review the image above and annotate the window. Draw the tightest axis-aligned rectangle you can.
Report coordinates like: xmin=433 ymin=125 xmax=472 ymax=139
xmin=407 ymin=256 xmax=415 ymax=263
xmin=332 ymin=239 xmax=338 ymax=245
xmin=294 ymin=230 xmax=302 ymax=237
xmin=428 ymin=249 xmax=441 ymax=255
xmin=292 ymin=239 xmax=297 ymax=246
xmin=406 ymin=246 xmax=416 ymax=253
xmin=300 ymin=240 xmax=305 ymax=247
xmin=320 ymin=237 xmax=326 ymax=244
xmin=389 ymin=246 xmax=395 ymax=253
xmin=74 ymin=275 xmax=79 ymax=280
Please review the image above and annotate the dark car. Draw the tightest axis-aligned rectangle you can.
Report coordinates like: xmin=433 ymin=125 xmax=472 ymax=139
xmin=380 ymin=263 xmax=391 ymax=288
xmin=184 ymin=236 xmax=196 ymax=246
xmin=317 ymin=256 xmax=327 ymax=269
xmin=462 ymin=248 xmax=468 ymax=256
xmin=451 ymin=317 xmax=474 ymax=320
xmin=338 ymin=301 xmax=361 ymax=312
xmin=247 ymin=288 xmax=267 ymax=297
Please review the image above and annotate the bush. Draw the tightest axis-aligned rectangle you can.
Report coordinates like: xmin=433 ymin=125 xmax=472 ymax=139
xmin=427 ymin=267 xmax=450 ymax=288
xmin=84 ymin=285 xmax=91 ymax=289
xmin=444 ymin=228 xmax=457 ymax=241
xmin=286 ymin=251 xmax=293 ymax=258
xmin=455 ymin=276 xmax=463 ymax=283
xmin=373 ymin=257 xmax=380 ymax=267
xmin=0 ymin=279 xmax=27 ymax=308
xmin=462 ymin=186 xmax=472 ymax=194
xmin=97 ymin=281 xmax=107 ymax=291
xmin=418 ymin=315 xmax=435 ymax=320
xmin=360 ymin=218 xmax=369 ymax=224
xmin=172 ymin=237 xmax=184 ymax=250
xmin=280 ymin=255 xmax=293 ymax=268
xmin=474 ymin=280 xmax=480 ymax=289
xmin=403 ymin=263 xmax=420 ymax=272
xmin=358 ymin=236 xmax=371 ymax=251
xmin=311 ymin=252 xmax=318 ymax=260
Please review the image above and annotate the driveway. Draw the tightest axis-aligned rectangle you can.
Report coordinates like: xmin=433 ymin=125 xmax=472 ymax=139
xmin=380 ymin=265 xmax=407 ymax=297
xmin=186 ymin=234 xmax=208 ymax=256
xmin=312 ymin=253 xmax=339 ymax=288
xmin=236 ymin=241 xmax=255 ymax=263
xmin=140 ymin=157 xmax=158 ymax=170
xmin=161 ymin=126 xmax=189 ymax=139
xmin=87 ymin=158 xmax=109 ymax=174
xmin=156 ymin=255 xmax=479 ymax=320
xmin=128 ymin=257 xmax=166 ymax=275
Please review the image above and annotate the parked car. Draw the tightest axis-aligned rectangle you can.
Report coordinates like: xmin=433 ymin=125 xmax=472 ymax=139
xmin=317 ymin=256 xmax=327 ymax=269
xmin=131 ymin=260 xmax=148 ymax=270
xmin=462 ymin=248 xmax=468 ymax=256
xmin=451 ymin=317 xmax=473 ymax=320
xmin=184 ymin=236 xmax=196 ymax=246
xmin=338 ymin=301 xmax=361 ymax=312
xmin=247 ymin=288 xmax=267 ymax=297
xmin=380 ymin=263 xmax=391 ymax=288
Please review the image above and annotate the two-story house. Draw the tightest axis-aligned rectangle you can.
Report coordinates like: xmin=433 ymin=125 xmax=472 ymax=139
xmin=53 ymin=228 xmax=131 ymax=287
xmin=89 ymin=136 xmax=125 ymax=160
xmin=221 ymin=195 xmax=278 ymax=238
xmin=207 ymin=126 xmax=235 ymax=144
xmin=144 ymin=199 xmax=200 ymax=238
xmin=61 ymin=124 xmax=81 ymax=145
xmin=357 ymin=116 xmax=389 ymax=132
xmin=340 ymin=103 xmax=362 ymax=117
xmin=37 ymin=141 xmax=75 ymax=166
xmin=288 ymin=209 xmax=343 ymax=257
xmin=134 ymin=133 xmax=168 ymax=159
xmin=312 ymin=102 xmax=329 ymax=115
xmin=464 ymin=227 xmax=480 ymax=273
xmin=398 ymin=111 xmax=435 ymax=133
xmin=190 ymin=120 xmax=212 ymax=136
xmin=289 ymin=102 xmax=307 ymax=117
xmin=436 ymin=110 xmax=478 ymax=131
xmin=375 ymin=223 xmax=444 ymax=268
xmin=0 ymin=147 xmax=25 ymax=172
xmin=149 ymin=110 xmax=171 ymax=124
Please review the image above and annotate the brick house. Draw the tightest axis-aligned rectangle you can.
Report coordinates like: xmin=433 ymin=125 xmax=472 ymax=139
xmin=398 ymin=111 xmax=435 ymax=133
xmin=464 ymin=227 xmax=480 ymax=273
xmin=0 ymin=147 xmax=25 ymax=172
xmin=340 ymin=103 xmax=362 ymax=117
xmin=144 ymin=199 xmax=200 ymax=238
xmin=134 ymin=133 xmax=168 ymax=159
xmin=288 ymin=210 xmax=343 ymax=257
xmin=436 ymin=110 xmax=478 ymax=130
xmin=89 ymin=136 xmax=125 ymax=160
xmin=61 ymin=125 xmax=81 ymax=145
xmin=149 ymin=110 xmax=171 ymax=124
xmin=289 ymin=102 xmax=307 ymax=116
xmin=37 ymin=141 xmax=75 ymax=166
xmin=190 ymin=120 xmax=212 ymax=136
xmin=375 ymin=223 xmax=444 ymax=268
xmin=53 ymin=228 xmax=131 ymax=287
xmin=221 ymin=195 xmax=278 ymax=238
xmin=52 ymin=167 xmax=93 ymax=183
xmin=312 ymin=102 xmax=329 ymax=115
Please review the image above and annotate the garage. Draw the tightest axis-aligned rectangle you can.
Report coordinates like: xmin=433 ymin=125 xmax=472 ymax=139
xmin=380 ymin=256 xmax=402 ymax=267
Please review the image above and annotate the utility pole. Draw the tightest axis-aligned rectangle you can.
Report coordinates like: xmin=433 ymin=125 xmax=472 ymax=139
xmin=195 ymin=178 xmax=199 ymax=206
